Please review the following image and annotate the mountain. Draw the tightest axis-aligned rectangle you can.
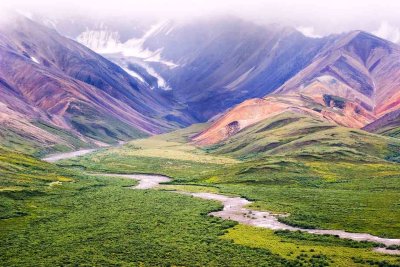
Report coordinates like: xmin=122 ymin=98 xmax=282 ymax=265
xmin=131 ymin=17 xmax=333 ymax=121
xmin=0 ymin=14 xmax=192 ymax=155
xmin=8 ymin=14 xmax=400 ymax=155
xmin=44 ymin=16 xmax=330 ymax=121
xmin=275 ymin=31 xmax=400 ymax=117
xmin=193 ymin=31 xmax=400 ymax=145
xmin=363 ymin=109 xmax=400 ymax=138
xmin=38 ymin=16 xmax=176 ymax=92
xmin=192 ymin=94 xmax=375 ymax=145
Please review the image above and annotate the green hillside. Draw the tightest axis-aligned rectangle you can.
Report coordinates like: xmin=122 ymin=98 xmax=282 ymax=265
xmin=206 ymin=111 xmax=400 ymax=161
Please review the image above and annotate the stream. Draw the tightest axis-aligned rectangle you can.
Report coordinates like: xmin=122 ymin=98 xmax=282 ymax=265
xmin=43 ymin=151 xmax=400 ymax=255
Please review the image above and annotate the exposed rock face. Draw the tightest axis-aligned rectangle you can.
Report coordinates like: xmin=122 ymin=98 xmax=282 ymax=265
xmin=45 ymin=16 xmax=329 ymax=122
xmin=275 ymin=31 xmax=400 ymax=117
xmin=363 ymin=109 xmax=400 ymax=137
xmin=142 ymin=17 xmax=329 ymax=121
xmin=193 ymin=31 xmax=400 ymax=145
xmin=0 ymin=14 xmax=192 ymax=150
xmin=192 ymin=95 xmax=375 ymax=145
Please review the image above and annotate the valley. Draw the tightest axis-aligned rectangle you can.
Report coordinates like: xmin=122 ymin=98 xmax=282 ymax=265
xmin=2 ymin=6 xmax=400 ymax=267
xmin=2 ymin=125 xmax=400 ymax=266
xmin=43 ymin=152 xmax=400 ymax=247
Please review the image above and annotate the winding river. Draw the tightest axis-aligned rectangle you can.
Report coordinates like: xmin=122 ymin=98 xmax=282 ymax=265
xmin=43 ymin=151 xmax=400 ymax=254
xmin=43 ymin=149 xmax=97 ymax=163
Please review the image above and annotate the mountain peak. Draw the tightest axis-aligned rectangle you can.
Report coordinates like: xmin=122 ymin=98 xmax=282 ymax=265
xmin=337 ymin=29 xmax=395 ymax=51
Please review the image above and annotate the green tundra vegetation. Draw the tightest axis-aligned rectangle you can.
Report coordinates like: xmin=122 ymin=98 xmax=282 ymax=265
xmin=0 ymin=122 xmax=91 ymax=157
xmin=222 ymin=225 xmax=399 ymax=267
xmin=0 ymin=148 xmax=292 ymax=266
xmin=2 ymin=113 xmax=400 ymax=266
xmin=62 ymin=113 xmax=400 ymax=237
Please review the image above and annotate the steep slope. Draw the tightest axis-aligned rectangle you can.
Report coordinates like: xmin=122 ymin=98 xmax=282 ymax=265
xmin=275 ymin=31 xmax=400 ymax=117
xmin=45 ymin=16 xmax=329 ymax=122
xmin=363 ymin=109 xmax=400 ymax=138
xmin=194 ymin=31 xmax=400 ymax=145
xmin=39 ymin=16 xmax=400 ymax=127
xmin=0 ymin=14 xmax=192 ymax=154
xmin=142 ymin=17 xmax=330 ymax=121
xmin=193 ymin=94 xmax=374 ymax=145
xmin=40 ymin=16 xmax=177 ymax=92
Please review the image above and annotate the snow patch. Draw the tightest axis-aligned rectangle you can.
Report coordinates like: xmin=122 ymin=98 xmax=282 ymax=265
xmin=76 ymin=21 xmax=176 ymax=90
xmin=122 ymin=67 xmax=145 ymax=83
xmin=30 ymin=56 xmax=40 ymax=64
xmin=142 ymin=63 xmax=171 ymax=90
xmin=77 ymin=30 xmax=121 ymax=53
xmin=77 ymin=21 xmax=178 ymax=68
xmin=143 ymin=48 xmax=178 ymax=68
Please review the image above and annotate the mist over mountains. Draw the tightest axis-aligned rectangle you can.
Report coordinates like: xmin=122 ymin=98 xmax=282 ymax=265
xmin=3 ymin=2 xmax=400 ymax=266
xmin=1 ymin=12 xmax=400 ymax=154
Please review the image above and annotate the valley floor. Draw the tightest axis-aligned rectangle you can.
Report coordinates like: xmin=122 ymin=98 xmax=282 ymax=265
xmin=2 ymin=129 xmax=400 ymax=266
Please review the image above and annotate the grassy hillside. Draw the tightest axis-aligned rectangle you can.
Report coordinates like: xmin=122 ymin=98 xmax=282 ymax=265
xmin=205 ymin=111 xmax=400 ymax=161
xmin=0 ymin=124 xmax=91 ymax=157
xmin=363 ymin=109 xmax=400 ymax=140
xmin=223 ymin=225 xmax=400 ymax=266
xmin=0 ymin=147 xmax=75 ymax=219
xmin=0 ymin=104 xmax=150 ymax=157
xmin=68 ymin=102 xmax=149 ymax=144
xmin=53 ymin=119 xmax=400 ymax=265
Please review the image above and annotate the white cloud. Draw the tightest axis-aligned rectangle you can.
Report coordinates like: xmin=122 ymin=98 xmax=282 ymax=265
xmin=373 ymin=21 xmax=400 ymax=43
xmin=2 ymin=0 xmax=400 ymax=36
xmin=296 ymin=26 xmax=322 ymax=38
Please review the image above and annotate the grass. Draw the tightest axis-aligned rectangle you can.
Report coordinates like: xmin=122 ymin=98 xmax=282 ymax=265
xmin=0 ymin=147 xmax=75 ymax=219
xmin=68 ymin=102 xmax=149 ymax=144
xmin=4 ymin=110 xmax=400 ymax=265
xmin=32 ymin=121 xmax=92 ymax=157
xmin=0 ymin=126 xmax=72 ymax=157
xmin=1 ymin=148 xmax=298 ymax=266
xmin=59 ymin=115 xmax=400 ymax=240
xmin=222 ymin=225 xmax=400 ymax=267
xmin=205 ymin=112 xmax=400 ymax=162
xmin=219 ymin=179 xmax=400 ymax=238
xmin=3 ymin=149 xmax=399 ymax=266
xmin=61 ymin=124 xmax=237 ymax=182
xmin=0 ymin=120 xmax=93 ymax=157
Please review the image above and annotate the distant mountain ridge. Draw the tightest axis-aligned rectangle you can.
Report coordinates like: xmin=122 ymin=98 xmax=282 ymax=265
xmin=4 ymin=14 xmax=400 ymax=153
xmin=44 ymin=16 xmax=331 ymax=121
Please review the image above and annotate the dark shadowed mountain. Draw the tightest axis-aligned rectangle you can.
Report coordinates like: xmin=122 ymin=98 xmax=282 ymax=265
xmin=44 ymin=16 xmax=330 ymax=121
xmin=141 ymin=17 xmax=331 ymax=121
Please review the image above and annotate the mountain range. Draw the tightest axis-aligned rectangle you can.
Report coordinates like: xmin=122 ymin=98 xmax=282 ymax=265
xmin=2 ymin=13 xmax=400 ymax=155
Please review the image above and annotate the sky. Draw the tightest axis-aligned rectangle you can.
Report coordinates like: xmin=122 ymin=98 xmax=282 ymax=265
xmin=1 ymin=0 xmax=400 ymax=42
